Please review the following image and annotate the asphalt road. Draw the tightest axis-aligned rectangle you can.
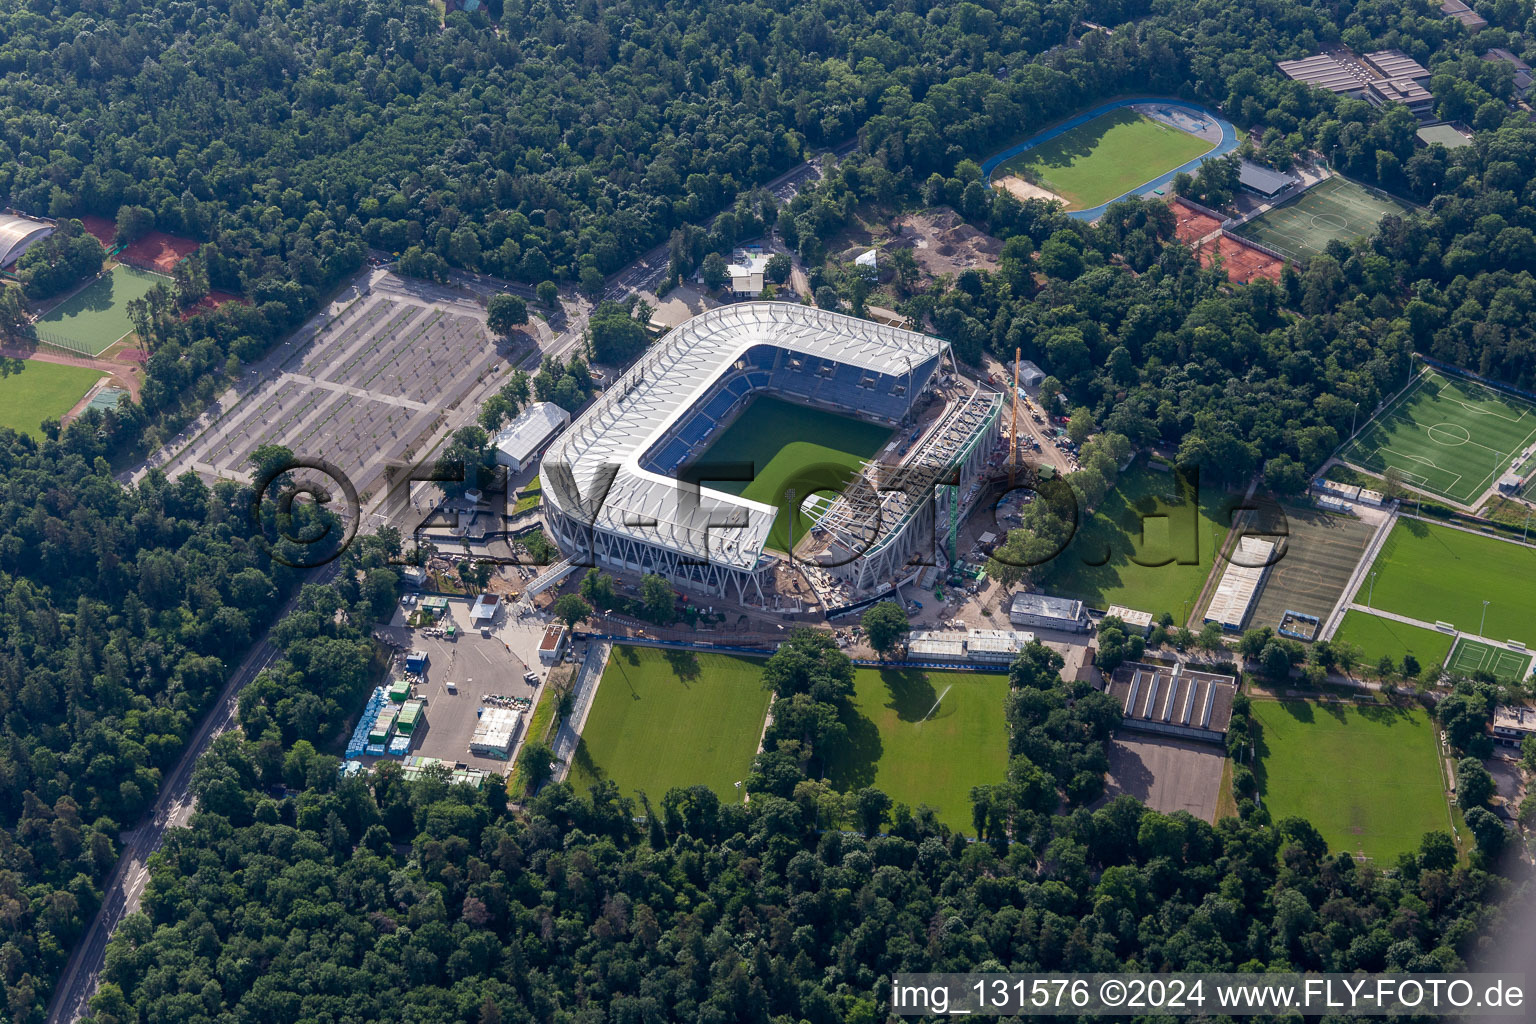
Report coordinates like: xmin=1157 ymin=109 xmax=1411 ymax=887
xmin=45 ymin=563 xmax=335 ymax=1024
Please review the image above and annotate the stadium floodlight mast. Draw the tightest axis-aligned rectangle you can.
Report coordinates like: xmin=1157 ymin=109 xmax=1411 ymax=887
xmin=1480 ymin=599 xmax=1490 ymax=638
xmin=1367 ymin=570 xmax=1377 ymax=608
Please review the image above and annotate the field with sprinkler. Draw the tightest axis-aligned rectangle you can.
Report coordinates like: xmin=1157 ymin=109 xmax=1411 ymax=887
xmin=1232 ymin=175 xmax=1415 ymax=264
xmin=567 ymin=646 xmax=771 ymax=803
xmin=1332 ymin=610 xmax=1456 ymax=671
xmin=1338 ymin=367 xmax=1536 ymax=506
xmin=1355 ymin=520 xmax=1536 ymax=645
xmin=1252 ymin=698 xmax=1450 ymax=863
xmin=1039 ymin=459 xmax=1233 ymax=624
xmin=825 ymin=667 xmax=1011 ymax=832
xmin=0 ymin=359 xmax=103 ymax=439
xmin=700 ymin=395 xmax=892 ymax=552
xmin=990 ymin=107 xmax=1214 ymax=211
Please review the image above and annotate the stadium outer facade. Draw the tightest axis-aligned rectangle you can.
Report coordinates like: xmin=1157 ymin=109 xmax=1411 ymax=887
xmin=540 ymin=302 xmax=1002 ymax=603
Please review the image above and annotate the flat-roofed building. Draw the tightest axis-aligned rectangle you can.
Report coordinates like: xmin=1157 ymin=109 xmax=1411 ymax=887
xmin=907 ymin=631 xmax=969 ymax=661
xmin=1368 ymin=77 xmax=1435 ymax=118
xmin=1364 ymin=50 xmax=1432 ymax=83
xmin=1204 ymin=536 xmax=1276 ymax=631
xmin=492 ymin=402 xmax=570 ymax=472
xmin=1237 ymin=160 xmax=1299 ymax=198
xmin=962 ymin=628 xmax=1036 ymax=663
xmin=469 ymin=707 xmax=522 ymax=759
xmin=1484 ymin=48 xmax=1534 ymax=98
xmin=1492 ymin=704 xmax=1536 ymax=747
xmin=539 ymin=623 xmax=568 ymax=664
xmin=1105 ymin=605 xmax=1155 ymax=636
xmin=1277 ymin=54 xmax=1369 ymax=97
xmin=1107 ymin=661 xmax=1237 ymax=745
xmin=1441 ymin=0 xmax=1487 ymax=31
xmin=470 ymin=593 xmax=501 ymax=627
xmin=1010 ymin=592 xmax=1089 ymax=632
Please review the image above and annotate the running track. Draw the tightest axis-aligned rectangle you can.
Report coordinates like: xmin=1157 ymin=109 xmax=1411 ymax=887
xmin=981 ymin=97 xmax=1240 ymax=222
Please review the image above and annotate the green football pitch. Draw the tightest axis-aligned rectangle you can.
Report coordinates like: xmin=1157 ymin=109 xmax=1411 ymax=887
xmin=0 ymin=359 xmax=104 ymax=439
xmin=994 ymin=108 xmax=1214 ymax=210
xmin=567 ymin=645 xmax=772 ymax=803
xmin=824 ymin=667 xmax=1010 ymax=832
xmin=1356 ymin=520 xmax=1536 ymax=644
xmin=1446 ymin=638 xmax=1532 ymax=682
xmin=1332 ymin=609 xmax=1455 ymax=671
xmin=1252 ymin=699 xmax=1450 ymax=863
xmin=1039 ymin=458 xmax=1232 ymax=624
xmin=1232 ymin=175 xmax=1415 ymax=264
xmin=33 ymin=264 xmax=166 ymax=356
xmin=1339 ymin=367 xmax=1536 ymax=506
xmin=699 ymin=395 xmax=892 ymax=552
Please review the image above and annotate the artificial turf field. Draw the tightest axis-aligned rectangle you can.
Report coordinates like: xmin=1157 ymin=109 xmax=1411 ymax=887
xmin=1355 ymin=520 xmax=1536 ymax=644
xmin=1446 ymin=638 xmax=1532 ymax=682
xmin=1251 ymin=699 xmax=1449 ymax=863
xmin=34 ymin=264 xmax=166 ymax=356
xmin=825 ymin=667 xmax=1010 ymax=832
xmin=1232 ymin=175 xmax=1415 ymax=264
xmin=1331 ymin=609 xmax=1456 ymax=670
xmin=0 ymin=359 xmax=103 ymax=439
xmin=567 ymin=645 xmax=772 ymax=803
xmin=993 ymin=108 xmax=1213 ymax=210
xmin=699 ymin=395 xmax=892 ymax=552
xmin=1247 ymin=505 xmax=1374 ymax=630
xmin=1338 ymin=367 xmax=1536 ymax=506
xmin=1040 ymin=458 xmax=1232 ymax=624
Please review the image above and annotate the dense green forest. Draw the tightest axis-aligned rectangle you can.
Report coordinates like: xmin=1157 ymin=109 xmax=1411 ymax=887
xmin=77 ymin=633 xmax=1513 ymax=1023
xmin=3 ymin=0 xmax=1536 ymax=1019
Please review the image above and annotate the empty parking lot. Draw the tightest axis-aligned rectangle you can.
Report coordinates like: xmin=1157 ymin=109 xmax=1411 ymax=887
xmin=157 ymin=274 xmax=521 ymax=507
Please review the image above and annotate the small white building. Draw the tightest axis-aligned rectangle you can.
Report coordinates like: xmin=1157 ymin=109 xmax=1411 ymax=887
xmin=1492 ymin=704 xmax=1536 ymax=748
xmin=469 ymin=707 xmax=522 ymax=759
xmin=539 ymin=623 xmax=569 ymax=664
xmin=1104 ymin=605 xmax=1154 ymax=636
xmin=725 ymin=253 xmax=772 ymax=297
xmin=470 ymin=593 xmax=501 ymax=628
xmin=493 ymin=402 xmax=570 ymax=473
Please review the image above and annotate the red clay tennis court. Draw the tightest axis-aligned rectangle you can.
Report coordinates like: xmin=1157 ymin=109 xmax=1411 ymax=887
xmin=77 ymin=214 xmax=200 ymax=272
xmin=1171 ymin=198 xmax=1222 ymax=244
xmin=1199 ymin=233 xmax=1283 ymax=283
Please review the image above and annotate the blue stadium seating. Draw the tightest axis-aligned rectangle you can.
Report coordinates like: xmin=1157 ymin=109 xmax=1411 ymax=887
xmin=703 ymin=390 xmax=738 ymax=421
xmin=677 ymin=414 xmax=714 ymax=447
xmin=652 ymin=438 xmax=690 ymax=473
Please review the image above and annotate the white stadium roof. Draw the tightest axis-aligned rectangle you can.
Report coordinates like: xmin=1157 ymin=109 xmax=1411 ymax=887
xmin=541 ymin=302 xmax=947 ymax=571
xmin=0 ymin=213 xmax=54 ymax=268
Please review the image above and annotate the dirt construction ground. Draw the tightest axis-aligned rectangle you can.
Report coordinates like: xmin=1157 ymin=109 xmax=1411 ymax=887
xmin=892 ymin=207 xmax=1002 ymax=279
xmin=992 ymin=175 xmax=1067 ymax=206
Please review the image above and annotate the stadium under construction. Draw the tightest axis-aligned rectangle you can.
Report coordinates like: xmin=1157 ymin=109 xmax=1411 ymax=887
xmin=540 ymin=303 xmax=1004 ymax=603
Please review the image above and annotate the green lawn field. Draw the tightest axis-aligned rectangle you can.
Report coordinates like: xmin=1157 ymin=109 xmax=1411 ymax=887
xmin=1356 ymin=520 xmax=1536 ymax=644
xmin=1446 ymin=638 xmax=1532 ymax=682
xmin=567 ymin=645 xmax=772 ymax=803
xmin=0 ymin=359 xmax=104 ymax=439
xmin=700 ymin=395 xmax=892 ymax=552
xmin=1252 ymin=699 xmax=1450 ymax=863
xmin=994 ymin=109 xmax=1214 ymax=210
xmin=1338 ymin=368 xmax=1536 ymax=506
xmin=1332 ymin=609 xmax=1455 ymax=670
xmin=34 ymin=264 xmax=167 ymax=355
xmin=1040 ymin=459 xmax=1232 ymax=624
xmin=824 ymin=667 xmax=1010 ymax=832
xmin=1233 ymin=175 xmax=1416 ymax=265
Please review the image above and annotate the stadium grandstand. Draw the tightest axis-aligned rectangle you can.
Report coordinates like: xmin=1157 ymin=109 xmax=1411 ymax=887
xmin=540 ymin=303 xmax=1000 ymax=604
